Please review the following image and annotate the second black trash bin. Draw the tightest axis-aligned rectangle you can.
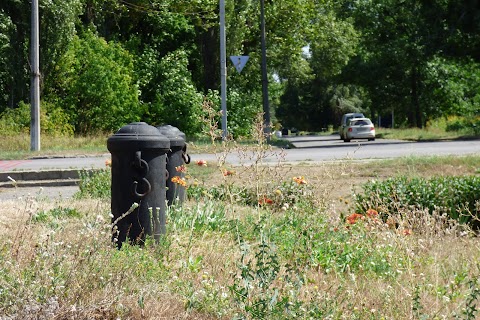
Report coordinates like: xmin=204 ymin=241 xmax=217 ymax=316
xmin=157 ymin=125 xmax=190 ymax=206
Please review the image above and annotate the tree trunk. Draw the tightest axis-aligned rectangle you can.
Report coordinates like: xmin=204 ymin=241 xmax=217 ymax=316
xmin=200 ymin=27 xmax=219 ymax=91
xmin=411 ymin=65 xmax=422 ymax=128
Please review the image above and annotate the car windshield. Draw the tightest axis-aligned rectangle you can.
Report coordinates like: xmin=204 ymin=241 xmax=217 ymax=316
xmin=350 ymin=119 xmax=372 ymax=126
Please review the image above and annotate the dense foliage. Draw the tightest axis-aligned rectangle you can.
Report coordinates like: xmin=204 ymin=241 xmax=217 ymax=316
xmin=355 ymin=175 xmax=480 ymax=229
xmin=0 ymin=0 xmax=479 ymax=136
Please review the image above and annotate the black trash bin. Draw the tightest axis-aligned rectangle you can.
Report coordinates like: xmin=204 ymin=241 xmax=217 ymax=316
xmin=157 ymin=125 xmax=190 ymax=206
xmin=107 ymin=122 xmax=170 ymax=247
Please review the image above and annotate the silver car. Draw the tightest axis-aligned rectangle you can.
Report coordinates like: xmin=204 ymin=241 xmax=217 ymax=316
xmin=339 ymin=112 xmax=365 ymax=139
xmin=343 ymin=117 xmax=375 ymax=142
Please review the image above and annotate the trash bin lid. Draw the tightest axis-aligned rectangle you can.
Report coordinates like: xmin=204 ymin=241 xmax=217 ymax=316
xmin=156 ymin=125 xmax=186 ymax=148
xmin=107 ymin=122 xmax=170 ymax=152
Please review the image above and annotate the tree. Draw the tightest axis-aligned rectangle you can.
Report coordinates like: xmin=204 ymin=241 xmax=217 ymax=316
xmin=0 ymin=0 xmax=30 ymax=111
xmin=343 ymin=0 xmax=480 ymax=127
xmin=0 ymin=11 xmax=15 ymax=109
xmin=424 ymin=57 xmax=480 ymax=117
xmin=40 ymin=0 xmax=83 ymax=87
xmin=276 ymin=1 xmax=360 ymax=130
xmin=142 ymin=49 xmax=204 ymax=136
xmin=50 ymin=30 xmax=141 ymax=133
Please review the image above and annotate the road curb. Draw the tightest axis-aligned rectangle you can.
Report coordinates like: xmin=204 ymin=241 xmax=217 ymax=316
xmin=0 ymin=168 xmax=100 ymax=188
xmin=0 ymin=179 xmax=80 ymax=188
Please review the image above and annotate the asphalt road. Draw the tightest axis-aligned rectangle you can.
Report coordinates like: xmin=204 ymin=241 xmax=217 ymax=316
xmin=0 ymin=135 xmax=478 ymax=201
xmin=1 ymin=135 xmax=479 ymax=172
xmin=280 ymin=135 xmax=480 ymax=162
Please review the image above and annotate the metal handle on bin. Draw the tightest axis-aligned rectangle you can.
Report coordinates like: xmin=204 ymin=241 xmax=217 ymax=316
xmin=182 ymin=153 xmax=191 ymax=164
xmin=132 ymin=177 xmax=152 ymax=198
xmin=133 ymin=151 xmax=149 ymax=175
xmin=131 ymin=151 xmax=151 ymax=198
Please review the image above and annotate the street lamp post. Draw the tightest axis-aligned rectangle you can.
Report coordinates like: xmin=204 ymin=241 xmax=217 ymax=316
xmin=30 ymin=0 xmax=41 ymax=151
xmin=220 ymin=0 xmax=227 ymax=140
xmin=260 ymin=0 xmax=270 ymax=138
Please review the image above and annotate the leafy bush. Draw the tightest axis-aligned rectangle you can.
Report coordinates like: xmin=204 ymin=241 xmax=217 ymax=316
xmin=424 ymin=57 xmax=480 ymax=120
xmin=0 ymin=11 xmax=14 ymax=109
xmin=33 ymin=207 xmax=81 ymax=223
xmin=445 ymin=116 xmax=480 ymax=135
xmin=167 ymin=201 xmax=229 ymax=233
xmin=0 ymin=101 xmax=74 ymax=136
xmin=75 ymin=168 xmax=111 ymax=199
xmin=354 ymin=175 xmax=480 ymax=228
xmin=0 ymin=101 xmax=30 ymax=135
xmin=187 ymin=177 xmax=314 ymax=210
xmin=39 ymin=101 xmax=75 ymax=136
xmin=229 ymin=236 xmax=303 ymax=319
xmin=51 ymin=30 xmax=141 ymax=133
xmin=141 ymin=48 xmax=204 ymax=136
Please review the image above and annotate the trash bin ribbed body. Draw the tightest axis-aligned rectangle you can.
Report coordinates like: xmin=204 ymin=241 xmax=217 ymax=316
xmin=107 ymin=122 xmax=170 ymax=247
xmin=157 ymin=125 xmax=190 ymax=206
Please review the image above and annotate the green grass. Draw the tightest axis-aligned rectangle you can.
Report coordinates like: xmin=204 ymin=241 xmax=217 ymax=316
xmin=0 ymin=134 xmax=110 ymax=160
xmin=376 ymin=127 xmax=478 ymax=141
xmin=0 ymin=135 xmax=294 ymax=160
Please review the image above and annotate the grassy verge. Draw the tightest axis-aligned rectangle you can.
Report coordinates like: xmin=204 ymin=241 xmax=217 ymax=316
xmin=0 ymin=133 xmax=293 ymax=160
xmin=0 ymin=134 xmax=110 ymax=160
xmin=376 ymin=127 xmax=478 ymax=141
xmin=0 ymin=136 xmax=479 ymax=318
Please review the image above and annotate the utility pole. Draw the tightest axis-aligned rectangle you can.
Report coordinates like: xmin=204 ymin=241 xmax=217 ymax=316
xmin=30 ymin=0 xmax=41 ymax=151
xmin=219 ymin=0 xmax=227 ymax=140
xmin=260 ymin=0 xmax=270 ymax=138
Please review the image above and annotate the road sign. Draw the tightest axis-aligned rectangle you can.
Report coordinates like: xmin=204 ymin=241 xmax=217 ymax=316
xmin=230 ymin=55 xmax=249 ymax=73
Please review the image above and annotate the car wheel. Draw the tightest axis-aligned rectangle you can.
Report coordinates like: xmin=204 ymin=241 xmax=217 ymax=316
xmin=368 ymin=138 xmax=375 ymax=141
xmin=344 ymin=139 xmax=350 ymax=142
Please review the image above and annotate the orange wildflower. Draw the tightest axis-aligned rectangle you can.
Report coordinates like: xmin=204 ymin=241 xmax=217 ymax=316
xmin=258 ymin=196 xmax=274 ymax=205
xmin=222 ymin=169 xmax=235 ymax=176
xmin=293 ymin=176 xmax=307 ymax=185
xmin=366 ymin=209 xmax=378 ymax=218
xmin=105 ymin=159 xmax=112 ymax=167
xmin=175 ymin=165 xmax=187 ymax=173
xmin=196 ymin=159 xmax=207 ymax=166
xmin=402 ymin=229 xmax=412 ymax=236
xmin=171 ymin=176 xmax=187 ymax=187
xmin=346 ymin=213 xmax=364 ymax=224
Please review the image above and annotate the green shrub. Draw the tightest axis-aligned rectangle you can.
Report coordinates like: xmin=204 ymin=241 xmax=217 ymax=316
xmin=187 ymin=178 xmax=314 ymax=210
xmin=167 ymin=201 xmax=229 ymax=233
xmin=310 ymin=225 xmax=400 ymax=277
xmin=52 ymin=30 xmax=141 ymax=133
xmin=445 ymin=116 xmax=480 ymax=135
xmin=354 ymin=175 xmax=480 ymax=228
xmin=0 ymin=101 xmax=30 ymax=135
xmin=75 ymin=168 xmax=111 ymax=199
xmin=33 ymin=207 xmax=81 ymax=223
xmin=0 ymin=101 xmax=74 ymax=136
